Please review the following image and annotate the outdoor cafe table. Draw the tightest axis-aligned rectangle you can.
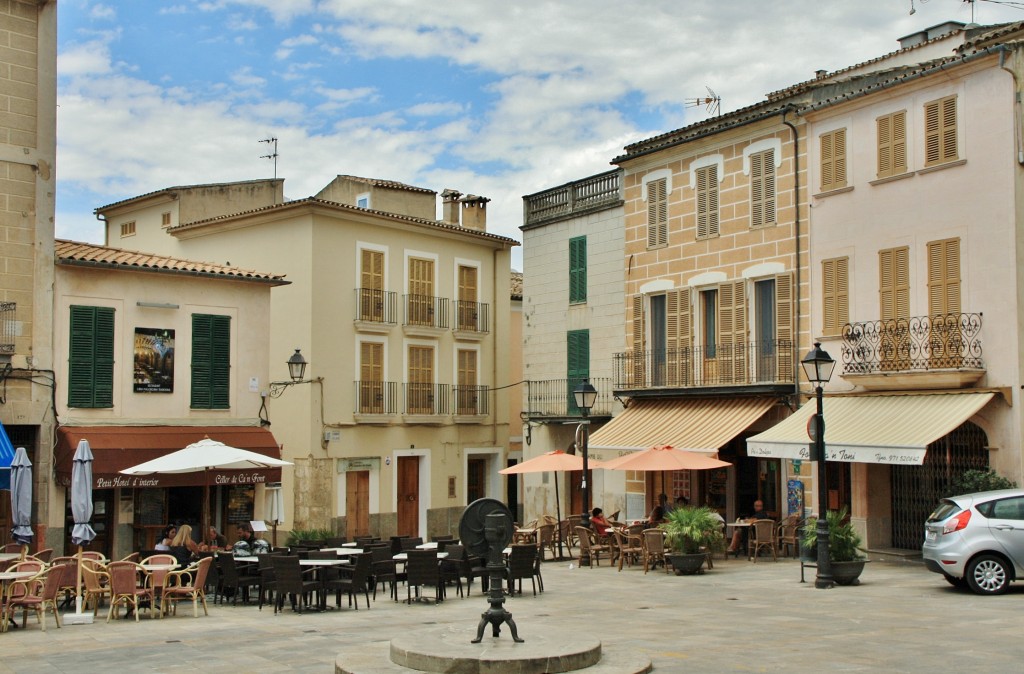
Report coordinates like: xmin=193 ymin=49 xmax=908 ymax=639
xmin=0 ymin=553 xmax=22 ymax=564
xmin=726 ymin=520 xmax=753 ymax=559
xmin=320 ymin=548 xmax=364 ymax=556
xmin=300 ymin=558 xmax=349 ymax=611
xmin=415 ymin=542 xmax=438 ymax=550
xmin=392 ymin=551 xmax=448 ymax=561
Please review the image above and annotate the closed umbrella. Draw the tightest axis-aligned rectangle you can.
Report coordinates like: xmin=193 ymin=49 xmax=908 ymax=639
xmin=9 ymin=447 xmax=33 ymax=551
xmin=499 ymin=449 xmax=603 ymax=558
xmin=70 ymin=440 xmax=96 ymax=625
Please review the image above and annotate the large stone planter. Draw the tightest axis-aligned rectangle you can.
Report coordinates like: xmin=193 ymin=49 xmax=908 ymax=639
xmin=831 ymin=559 xmax=868 ymax=586
xmin=666 ymin=552 xmax=706 ymax=575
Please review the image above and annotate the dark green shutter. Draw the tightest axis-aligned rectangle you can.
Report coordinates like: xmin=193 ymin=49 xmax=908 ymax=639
xmin=569 ymin=236 xmax=587 ymax=304
xmin=191 ymin=313 xmax=231 ymax=409
xmin=68 ymin=305 xmax=115 ymax=408
xmin=566 ymin=329 xmax=590 ymax=414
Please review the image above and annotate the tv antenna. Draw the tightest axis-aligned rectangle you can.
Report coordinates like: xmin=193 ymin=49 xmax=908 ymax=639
xmin=687 ymin=87 xmax=721 ymax=117
xmin=259 ymin=137 xmax=279 ymax=180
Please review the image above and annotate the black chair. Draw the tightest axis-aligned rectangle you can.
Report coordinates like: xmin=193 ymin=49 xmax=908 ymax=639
xmin=400 ymin=537 xmax=423 ymax=551
xmin=405 ymin=550 xmax=442 ymax=604
xmin=439 ymin=544 xmax=465 ymax=598
xmin=507 ymin=545 xmax=539 ymax=596
xmin=324 ymin=537 xmax=347 ymax=548
xmin=217 ymin=554 xmax=262 ymax=605
xmin=326 ymin=552 xmax=372 ymax=610
xmin=370 ymin=547 xmax=398 ymax=601
xmin=256 ymin=554 xmax=277 ymax=611
xmin=270 ymin=555 xmax=319 ymax=614
xmin=430 ymin=534 xmax=454 ymax=543
xmin=461 ymin=548 xmax=489 ymax=595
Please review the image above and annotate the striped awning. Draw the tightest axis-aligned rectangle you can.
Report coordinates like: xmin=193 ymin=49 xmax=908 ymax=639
xmin=746 ymin=391 xmax=996 ymax=465
xmin=588 ymin=396 xmax=776 ymax=455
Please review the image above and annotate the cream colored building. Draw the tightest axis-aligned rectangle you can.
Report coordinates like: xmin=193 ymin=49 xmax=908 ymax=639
xmin=0 ymin=1 xmax=56 ymax=549
xmin=96 ymin=177 xmax=517 ymax=540
xmin=52 ymin=240 xmax=288 ymax=558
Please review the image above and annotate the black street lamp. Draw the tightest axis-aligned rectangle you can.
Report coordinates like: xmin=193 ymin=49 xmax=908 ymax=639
xmin=801 ymin=342 xmax=836 ymax=590
xmin=573 ymin=379 xmax=598 ymax=537
xmin=269 ymin=348 xmax=314 ymax=397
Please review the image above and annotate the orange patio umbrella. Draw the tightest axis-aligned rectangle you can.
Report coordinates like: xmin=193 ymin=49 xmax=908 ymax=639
xmin=601 ymin=444 xmax=731 ymax=472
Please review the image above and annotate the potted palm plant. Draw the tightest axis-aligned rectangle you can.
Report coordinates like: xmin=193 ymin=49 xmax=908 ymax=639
xmin=802 ymin=507 xmax=868 ymax=585
xmin=661 ymin=506 xmax=725 ymax=575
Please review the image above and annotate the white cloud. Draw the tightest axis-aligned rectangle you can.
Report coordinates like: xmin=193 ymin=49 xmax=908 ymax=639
xmin=231 ymin=66 xmax=267 ymax=88
xmin=58 ymin=40 xmax=114 ymax=77
xmin=314 ymin=86 xmax=377 ymax=105
xmin=89 ymin=4 xmax=116 ymax=20
xmin=406 ymin=102 xmax=464 ymax=118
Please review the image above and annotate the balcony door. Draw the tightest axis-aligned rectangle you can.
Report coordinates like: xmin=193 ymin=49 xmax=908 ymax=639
xmin=359 ymin=341 xmax=384 ymax=414
xmin=927 ymin=238 xmax=962 ymax=368
xmin=457 ymin=265 xmax=478 ymax=330
xmin=457 ymin=348 xmax=478 ymax=415
xmin=408 ymin=257 xmax=434 ymax=326
xmin=360 ymin=249 xmax=384 ymax=321
xmin=407 ymin=345 xmax=434 ymax=414
xmin=754 ymin=280 xmax=775 ymax=382
xmin=879 ymin=246 xmax=910 ymax=370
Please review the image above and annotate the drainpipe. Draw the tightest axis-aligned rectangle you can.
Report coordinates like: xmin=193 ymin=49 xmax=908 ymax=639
xmin=997 ymin=47 xmax=1024 ymax=165
xmin=781 ymin=106 xmax=802 ymax=398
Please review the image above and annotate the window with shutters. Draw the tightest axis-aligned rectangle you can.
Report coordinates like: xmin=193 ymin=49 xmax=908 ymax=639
xmin=822 ymin=257 xmax=850 ymax=336
xmin=191 ymin=313 xmax=231 ymax=409
xmin=360 ymin=249 xmax=385 ymax=322
xmin=68 ymin=305 xmax=115 ymax=408
xmin=715 ymin=280 xmax=746 ymax=384
xmin=877 ymin=111 xmax=907 ymax=178
xmin=456 ymin=348 xmax=480 ymax=415
xmin=566 ymin=330 xmax=589 ymax=414
xmin=161 ymin=212 xmax=171 ymax=227
xmin=878 ymin=247 xmax=910 ymax=371
xmin=646 ymin=178 xmax=668 ymax=248
xmin=120 ymin=221 xmax=135 ymax=237
xmin=696 ymin=165 xmax=719 ymax=239
xmin=924 ymin=96 xmax=957 ymax=167
xmin=820 ymin=128 xmax=848 ymax=191
xmin=359 ymin=341 xmax=385 ymax=414
xmin=407 ymin=345 xmax=434 ymax=414
xmin=407 ymin=257 xmax=435 ymax=326
xmin=927 ymin=238 xmax=961 ymax=317
xmin=749 ymin=149 xmax=776 ymax=228
xmin=569 ymin=236 xmax=587 ymax=304
xmin=457 ymin=264 xmax=479 ymax=330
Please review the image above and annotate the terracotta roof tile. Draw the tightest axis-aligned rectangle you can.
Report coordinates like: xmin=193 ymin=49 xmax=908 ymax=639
xmin=329 ymin=175 xmax=436 ymax=195
xmin=54 ymin=239 xmax=288 ymax=284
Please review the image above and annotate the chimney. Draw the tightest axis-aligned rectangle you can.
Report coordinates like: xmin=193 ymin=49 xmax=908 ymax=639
xmin=441 ymin=188 xmax=462 ymax=225
xmin=815 ymin=69 xmax=828 ymax=80
xmin=460 ymin=195 xmax=490 ymax=231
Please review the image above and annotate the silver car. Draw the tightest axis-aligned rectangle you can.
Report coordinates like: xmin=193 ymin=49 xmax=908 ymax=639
xmin=922 ymin=488 xmax=1024 ymax=595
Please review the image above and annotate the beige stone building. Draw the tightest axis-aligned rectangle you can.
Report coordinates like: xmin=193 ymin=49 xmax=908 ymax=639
xmin=0 ymin=1 xmax=56 ymax=548
xmin=95 ymin=177 xmax=517 ymax=540
xmin=52 ymin=240 xmax=288 ymax=558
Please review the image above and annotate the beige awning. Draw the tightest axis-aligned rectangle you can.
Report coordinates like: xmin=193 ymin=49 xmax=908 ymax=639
xmin=746 ymin=391 xmax=996 ymax=465
xmin=588 ymin=397 xmax=776 ymax=454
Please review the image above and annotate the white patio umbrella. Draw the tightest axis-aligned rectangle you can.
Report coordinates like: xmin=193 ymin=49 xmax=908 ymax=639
xmin=69 ymin=440 xmax=96 ymax=624
xmin=9 ymin=447 xmax=33 ymax=551
xmin=121 ymin=437 xmax=292 ymax=538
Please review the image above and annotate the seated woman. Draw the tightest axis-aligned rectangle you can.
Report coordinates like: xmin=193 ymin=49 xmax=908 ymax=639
xmin=647 ymin=505 xmax=666 ymax=526
xmin=154 ymin=524 xmax=176 ymax=551
xmin=168 ymin=524 xmax=199 ymax=567
xmin=590 ymin=507 xmax=612 ymax=537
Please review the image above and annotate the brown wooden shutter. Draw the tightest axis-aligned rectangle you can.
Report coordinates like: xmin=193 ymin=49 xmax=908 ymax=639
xmin=925 ymin=96 xmax=957 ymax=166
xmin=408 ymin=345 xmax=434 ymax=414
xmin=457 ymin=349 xmax=478 ymax=414
xmin=878 ymin=112 xmax=907 ymax=178
xmin=751 ymin=152 xmax=764 ymax=228
xmin=696 ymin=165 xmax=719 ymax=238
xmin=458 ymin=265 xmax=478 ymax=330
xmin=821 ymin=132 xmax=835 ymax=189
xmin=822 ymin=257 xmax=849 ymax=336
xmin=717 ymin=280 xmax=746 ymax=383
xmin=361 ymin=249 xmax=384 ymax=321
xmin=359 ymin=342 xmax=384 ymax=413
xmin=408 ymin=257 xmax=434 ymax=325
xmin=665 ymin=288 xmax=692 ymax=386
xmin=928 ymin=238 xmax=961 ymax=316
xmin=647 ymin=178 xmax=668 ymax=248
xmin=632 ymin=295 xmax=646 ymax=386
xmin=775 ymin=273 xmax=794 ymax=381
xmin=879 ymin=247 xmax=910 ymax=321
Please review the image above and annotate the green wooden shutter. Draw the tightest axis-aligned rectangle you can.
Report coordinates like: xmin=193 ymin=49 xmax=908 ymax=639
xmin=68 ymin=305 xmax=114 ymax=408
xmin=569 ymin=236 xmax=587 ymax=303
xmin=192 ymin=313 xmax=231 ymax=409
xmin=567 ymin=329 xmax=590 ymax=414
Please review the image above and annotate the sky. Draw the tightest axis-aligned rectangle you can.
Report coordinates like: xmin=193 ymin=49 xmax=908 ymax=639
xmin=55 ymin=0 xmax=1024 ymax=271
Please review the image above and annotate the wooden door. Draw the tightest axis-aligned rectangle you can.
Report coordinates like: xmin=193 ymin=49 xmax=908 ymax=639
xmin=457 ymin=265 xmax=478 ymax=330
xmin=407 ymin=257 xmax=434 ymax=326
xmin=397 ymin=456 xmax=419 ymax=537
xmin=345 ymin=471 xmax=370 ymax=538
xmin=360 ymin=249 xmax=384 ymax=321
xmin=467 ymin=458 xmax=486 ymax=503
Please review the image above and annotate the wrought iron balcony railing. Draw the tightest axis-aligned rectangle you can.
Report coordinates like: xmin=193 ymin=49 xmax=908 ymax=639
xmin=523 ymin=170 xmax=622 ymax=226
xmin=403 ymin=382 xmax=451 ymax=415
xmin=522 ymin=377 xmax=615 ymax=418
xmin=612 ymin=340 xmax=796 ymax=390
xmin=841 ymin=313 xmax=983 ymax=374
xmin=454 ymin=385 xmax=489 ymax=416
xmin=354 ymin=289 xmax=398 ymax=324
xmin=0 ymin=301 xmax=14 ymax=354
xmin=353 ymin=380 xmax=400 ymax=415
xmin=454 ymin=300 xmax=490 ymax=333
xmin=403 ymin=294 xmax=450 ymax=329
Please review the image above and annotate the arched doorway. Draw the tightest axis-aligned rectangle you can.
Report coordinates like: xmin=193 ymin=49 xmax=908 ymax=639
xmin=890 ymin=420 xmax=989 ymax=549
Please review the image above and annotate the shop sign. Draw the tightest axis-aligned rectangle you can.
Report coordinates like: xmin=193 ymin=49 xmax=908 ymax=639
xmin=338 ymin=457 xmax=380 ymax=473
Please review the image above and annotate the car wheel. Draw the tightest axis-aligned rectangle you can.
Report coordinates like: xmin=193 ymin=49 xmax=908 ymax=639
xmin=965 ymin=554 xmax=1012 ymax=595
xmin=943 ymin=574 xmax=969 ymax=589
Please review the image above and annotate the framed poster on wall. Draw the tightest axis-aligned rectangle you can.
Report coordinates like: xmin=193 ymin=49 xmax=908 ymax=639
xmin=133 ymin=328 xmax=175 ymax=392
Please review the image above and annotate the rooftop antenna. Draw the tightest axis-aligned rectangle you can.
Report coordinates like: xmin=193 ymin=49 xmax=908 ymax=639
xmin=259 ymin=137 xmax=278 ymax=180
xmin=687 ymin=86 xmax=721 ymax=117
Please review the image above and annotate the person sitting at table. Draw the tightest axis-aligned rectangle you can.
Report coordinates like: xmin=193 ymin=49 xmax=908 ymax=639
xmin=154 ymin=524 xmax=176 ymax=551
xmin=590 ymin=507 xmax=612 ymax=537
xmin=727 ymin=499 xmax=772 ymax=554
xmin=648 ymin=505 xmax=666 ymax=526
xmin=232 ymin=523 xmax=255 ymax=556
xmin=202 ymin=525 xmax=226 ymax=550
xmin=169 ymin=524 xmax=199 ymax=566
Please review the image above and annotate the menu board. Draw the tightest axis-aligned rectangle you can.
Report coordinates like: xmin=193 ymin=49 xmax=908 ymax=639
xmin=136 ymin=489 xmax=165 ymax=526
xmin=226 ymin=486 xmax=254 ymax=524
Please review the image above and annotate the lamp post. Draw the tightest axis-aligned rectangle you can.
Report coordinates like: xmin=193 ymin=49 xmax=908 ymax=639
xmin=573 ymin=379 xmax=598 ymax=538
xmin=269 ymin=348 xmax=311 ymax=397
xmin=801 ymin=342 xmax=836 ymax=590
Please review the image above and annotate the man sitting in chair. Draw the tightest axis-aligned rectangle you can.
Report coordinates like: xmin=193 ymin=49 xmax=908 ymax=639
xmin=727 ymin=500 xmax=772 ymax=554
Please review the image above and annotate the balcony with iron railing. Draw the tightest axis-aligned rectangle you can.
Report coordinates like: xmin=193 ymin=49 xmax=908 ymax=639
xmin=354 ymin=289 xmax=398 ymax=331
xmin=522 ymin=377 xmax=616 ymax=420
xmin=523 ymin=170 xmax=622 ymax=227
xmin=454 ymin=385 xmax=489 ymax=417
xmin=354 ymin=381 xmax=489 ymax=421
xmin=454 ymin=300 xmax=490 ymax=336
xmin=353 ymin=380 xmax=401 ymax=416
xmin=403 ymin=382 xmax=451 ymax=418
xmin=403 ymin=294 xmax=450 ymax=333
xmin=612 ymin=340 xmax=797 ymax=395
xmin=0 ymin=302 xmax=14 ymax=354
xmin=841 ymin=312 xmax=984 ymax=390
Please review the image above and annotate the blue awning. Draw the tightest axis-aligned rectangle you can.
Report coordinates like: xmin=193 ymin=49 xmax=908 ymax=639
xmin=0 ymin=421 xmax=15 ymax=490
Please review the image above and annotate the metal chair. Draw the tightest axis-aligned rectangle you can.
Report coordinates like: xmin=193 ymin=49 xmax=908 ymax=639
xmin=404 ymin=550 xmax=442 ymax=604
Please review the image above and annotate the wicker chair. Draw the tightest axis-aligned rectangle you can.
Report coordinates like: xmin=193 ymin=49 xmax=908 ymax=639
xmin=216 ymin=554 xmax=261 ymax=605
xmin=106 ymin=561 xmax=153 ymax=622
xmin=747 ymin=519 xmax=778 ymax=562
xmin=79 ymin=558 xmax=110 ymax=615
xmin=574 ymin=527 xmax=611 ymax=567
xmin=270 ymin=555 xmax=319 ymax=614
xmin=777 ymin=516 xmax=802 ymax=557
xmin=1 ymin=565 xmax=58 ymax=632
xmin=326 ymin=552 xmax=372 ymax=610
xmin=161 ymin=556 xmax=213 ymax=618
xmin=642 ymin=529 xmax=668 ymax=574
xmin=507 ymin=545 xmax=539 ymax=596
xmin=535 ymin=523 xmax=557 ymax=561
xmin=611 ymin=528 xmax=644 ymax=572
xmin=369 ymin=546 xmax=398 ymax=601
